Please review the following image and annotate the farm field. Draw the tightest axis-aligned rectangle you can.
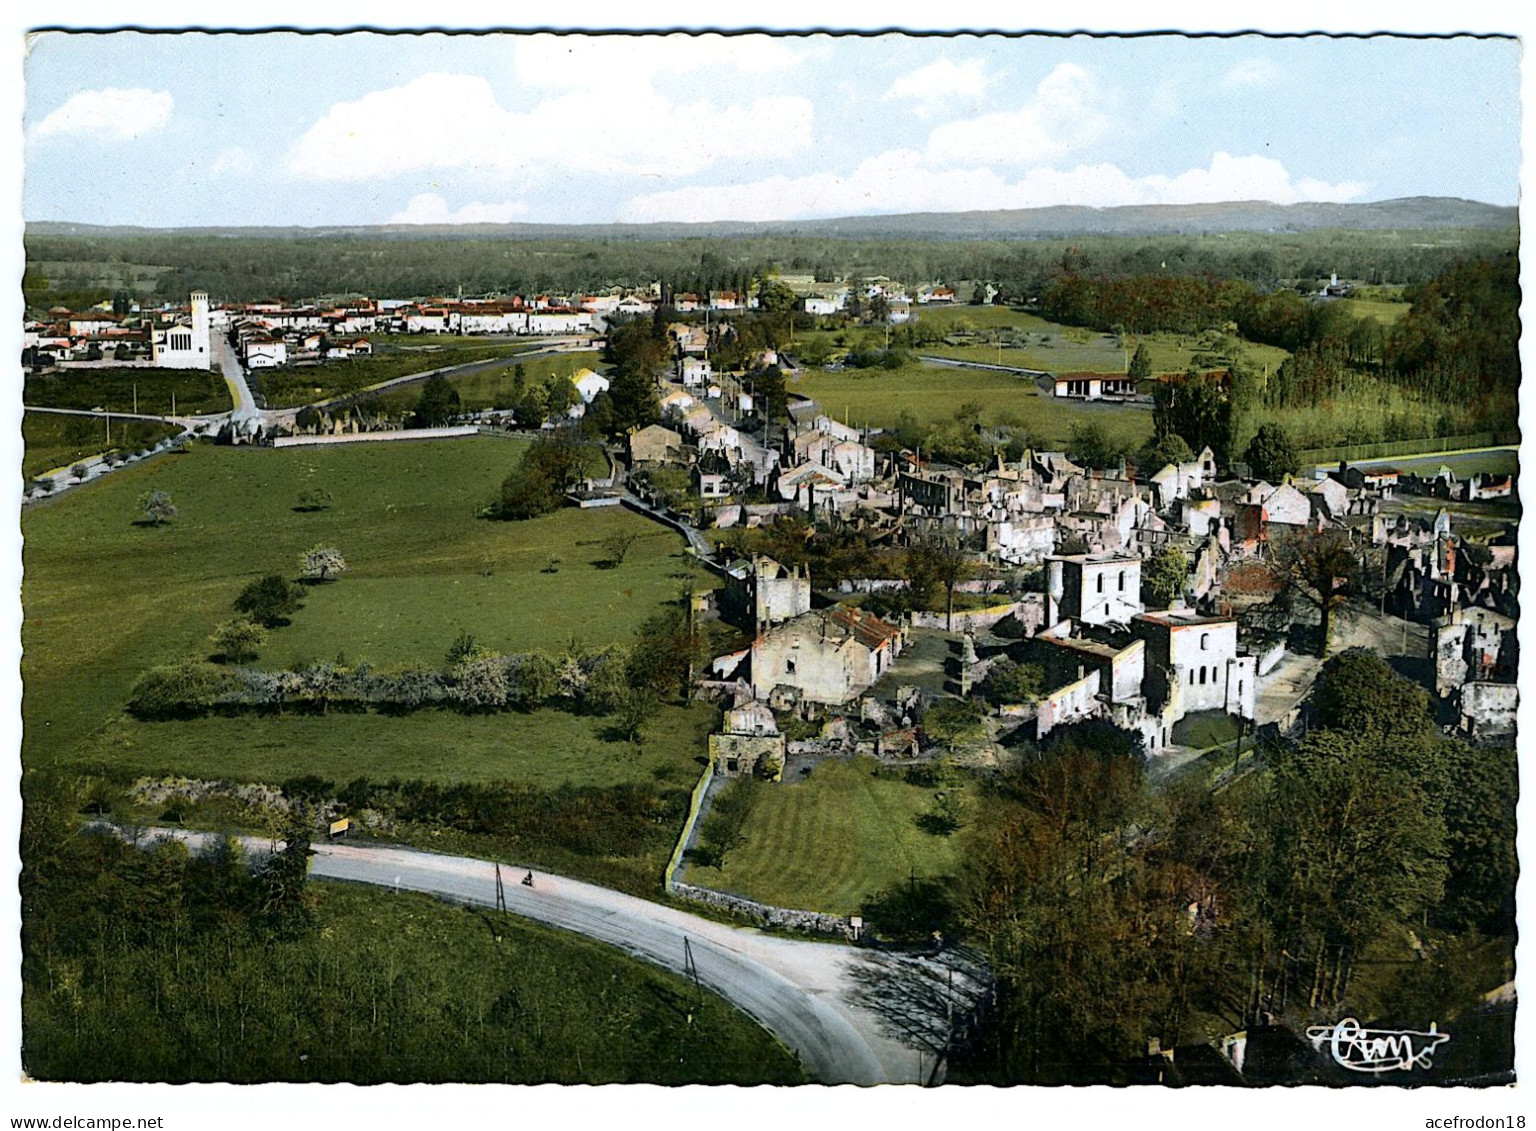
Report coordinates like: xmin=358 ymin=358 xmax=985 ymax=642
xmin=22 ymin=410 xmax=181 ymax=480
xmin=255 ymin=343 xmax=535 ymax=408
xmin=906 ymin=304 xmax=1293 ymax=375
xmin=1334 ymin=297 xmax=1413 ymax=324
xmin=1335 ymin=446 xmax=1520 ymax=479
xmin=359 ymin=350 xmax=605 ymax=415
xmin=790 ymin=360 xmax=1154 ymax=451
xmin=687 ymin=757 xmax=969 ymax=917
xmin=19 ymin=436 xmax=654 ymax=773
xmin=23 ymin=365 xmax=232 ymax=415
xmin=87 ymin=699 xmax=719 ymax=791
xmin=23 ymin=880 xmax=800 ymax=1085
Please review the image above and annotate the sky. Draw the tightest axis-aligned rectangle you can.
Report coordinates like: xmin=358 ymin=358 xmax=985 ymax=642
xmin=20 ymin=30 xmax=1522 ymax=228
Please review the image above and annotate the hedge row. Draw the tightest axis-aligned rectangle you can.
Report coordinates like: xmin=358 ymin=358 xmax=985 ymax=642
xmin=128 ymin=647 xmax=633 ymax=721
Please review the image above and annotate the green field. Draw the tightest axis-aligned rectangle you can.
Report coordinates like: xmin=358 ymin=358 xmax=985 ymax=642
xmin=905 ymin=305 xmax=1292 ymax=376
xmin=359 ymin=350 xmax=605 ymax=415
xmin=1351 ymin=447 xmax=1520 ymax=478
xmin=20 ymin=437 xmax=681 ymax=776
xmin=1335 ymin=297 xmax=1413 ymax=324
xmin=22 ymin=410 xmax=181 ymax=480
xmin=255 ymin=344 xmax=533 ymax=409
xmin=791 ymin=361 xmax=1154 ymax=450
xmin=687 ymin=757 xmax=969 ymax=916
xmin=94 ymin=702 xmax=717 ymax=791
xmin=24 ymin=877 xmax=800 ymax=1085
xmin=23 ymin=365 xmax=232 ymax=415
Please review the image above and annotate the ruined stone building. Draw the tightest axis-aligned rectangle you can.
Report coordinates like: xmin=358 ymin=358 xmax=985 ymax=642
xmin=1047 ymin=552 xmax=1144 ymax=627
xmin=709 ymin=701 xmax=786 ymax=779
xmin=750 ymin=605 xmax=905 ymax=706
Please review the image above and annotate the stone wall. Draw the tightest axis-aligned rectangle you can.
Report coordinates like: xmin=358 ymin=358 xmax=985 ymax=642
xmin=272 ymin=425 xmax=478 ymax=448
xmin=671 ymin=882 xmax=856 ymax=938
xmin=911 ymin=596 xmax=1044 ymax=634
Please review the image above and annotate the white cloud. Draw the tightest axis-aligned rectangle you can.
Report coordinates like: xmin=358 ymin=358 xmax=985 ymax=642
xmin=387 ymin=193 xmax=529 ymax=225
xmin=1221 ymin=58 xmax=1280 ymax=89
xmin=925 ymin=63 xmax=1108 ymax=167
xmin=287 ymin=72 xmax=813 ymax=181
xmin=512 ymin=32 xmax=807 ymax=92
xmin=883 ymin=58 xmax=994 ymax=116
xmin=618 ymin=150 xmax=1367 ymax=224
xmin=209 ymin=146 xmax=255 ymax=175
xmin=32 ymin=87 xmax=173 ymax=141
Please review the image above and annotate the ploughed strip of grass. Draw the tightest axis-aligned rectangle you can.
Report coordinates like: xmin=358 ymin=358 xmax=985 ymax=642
xmin=688 ymin=758 xmax=968 ymax=917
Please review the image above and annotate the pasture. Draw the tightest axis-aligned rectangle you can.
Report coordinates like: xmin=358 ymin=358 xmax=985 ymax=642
xmin=20 ymin=436 xmax=693 ymax=782
xmin=790 ymin=360 xmax=1155 ymax=451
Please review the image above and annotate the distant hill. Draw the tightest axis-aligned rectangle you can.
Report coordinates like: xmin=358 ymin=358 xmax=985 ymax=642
xmin=26 ymin=197 xmax=1516 ymax=242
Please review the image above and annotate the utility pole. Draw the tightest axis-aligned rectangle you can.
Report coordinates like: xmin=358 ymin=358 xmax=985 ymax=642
xmin=683 ymin=937 xmax=702 ymax=1009
xmin=132 ymin=383 xmax=138 ymax=414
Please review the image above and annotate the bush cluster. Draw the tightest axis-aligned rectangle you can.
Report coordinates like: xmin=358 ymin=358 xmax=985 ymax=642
xmin=128 ymin=645 xmax=632 ymax=720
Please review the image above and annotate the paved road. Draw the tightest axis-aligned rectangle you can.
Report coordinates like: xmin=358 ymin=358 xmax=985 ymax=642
xmin=23 ymin=404 xmax=204 ymax=428
xmin=305 ymin=339 xmax=597 ymax=413
xmin=117 ymin=826 xmax=983 ymax=1085
xmin=916 ymin=353 xmax=1048 ymax=377
xmin=214 ymin=334 xmax=262 ymax=425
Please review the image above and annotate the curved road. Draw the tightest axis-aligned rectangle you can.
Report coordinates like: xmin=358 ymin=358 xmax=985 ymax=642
xmin=121 ymin=827 xmax=981 ymax=1085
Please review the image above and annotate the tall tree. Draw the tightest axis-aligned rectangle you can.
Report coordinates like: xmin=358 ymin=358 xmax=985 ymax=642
xmin=1266 ymin=528 xmax=1356 ymax=658
xmin=411 ymin=374 xmax=461 ymax=427
xmin=1244 ymin=422 xmax=1300 ymax=482
xmin=1127 ymin=340 xmax=1152 ymax=381
xmin=1152 ymin=370 xmax=1235 ymax=467
xmin=904 ymin=531 xmax=975 ymax=631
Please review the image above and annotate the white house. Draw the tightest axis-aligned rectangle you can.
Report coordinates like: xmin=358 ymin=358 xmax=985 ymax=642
xmin=243 ymin=338 xmax=287 ymax=368
xmin=526 ymin=311 xmax=594 ymax=335
xmin=1133 ymin=610 xmax=1257 ymax=744
xmin=680 ymin=358 xmax=713 ymax=388
xmin=570 ymin=368 xmax=611 ymax=404
xmin=803 ymin=294 xmax=845 ymax=316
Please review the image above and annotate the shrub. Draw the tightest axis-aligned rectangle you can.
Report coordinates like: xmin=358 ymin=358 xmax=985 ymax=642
xmin=129 ymin=661 xmax=241 ymax=720
xmin=234 ymin=574 xmax=302 ymax=628
xmin=451 ymin=655 xmax=510 ymax=711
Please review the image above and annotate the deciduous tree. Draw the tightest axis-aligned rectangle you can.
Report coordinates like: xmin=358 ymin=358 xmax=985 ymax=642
xmin=300 ymin=546 xmax=347 ymax=583
xmin=235 ymin=574 xmax=301 ymax=627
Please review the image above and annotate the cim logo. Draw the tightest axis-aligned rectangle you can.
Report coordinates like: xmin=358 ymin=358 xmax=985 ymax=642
xmin=1305 ymin=1017 xmax=1451 ymax=1074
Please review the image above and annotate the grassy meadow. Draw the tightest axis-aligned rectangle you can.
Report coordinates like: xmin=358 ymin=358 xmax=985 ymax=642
xmin=898 ymin=304 xmax=1292 ymax=375
xmin=255 ymin=343 xmax=537 ymax=408
xmin=23 ymin=365 xmax=232 ymax=415
xmin=791 ymin=360 xmax=1155 ymax=451
xmin=358 ymin=350 xmax=605 ymax=415
xmin=21 ymin=436 xmax=698 ymax=779
xmin=687 ymin=758 xmax=969 ymax=916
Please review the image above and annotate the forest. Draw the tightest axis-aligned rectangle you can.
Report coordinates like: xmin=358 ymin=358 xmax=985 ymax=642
xmin=19 ymin=774 xmax=797 ymax=1084
xmin=23 ymin=223 xmax=1516 ymax=309
xmin=947 ymin=650 xmax=1516 ymax=1084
